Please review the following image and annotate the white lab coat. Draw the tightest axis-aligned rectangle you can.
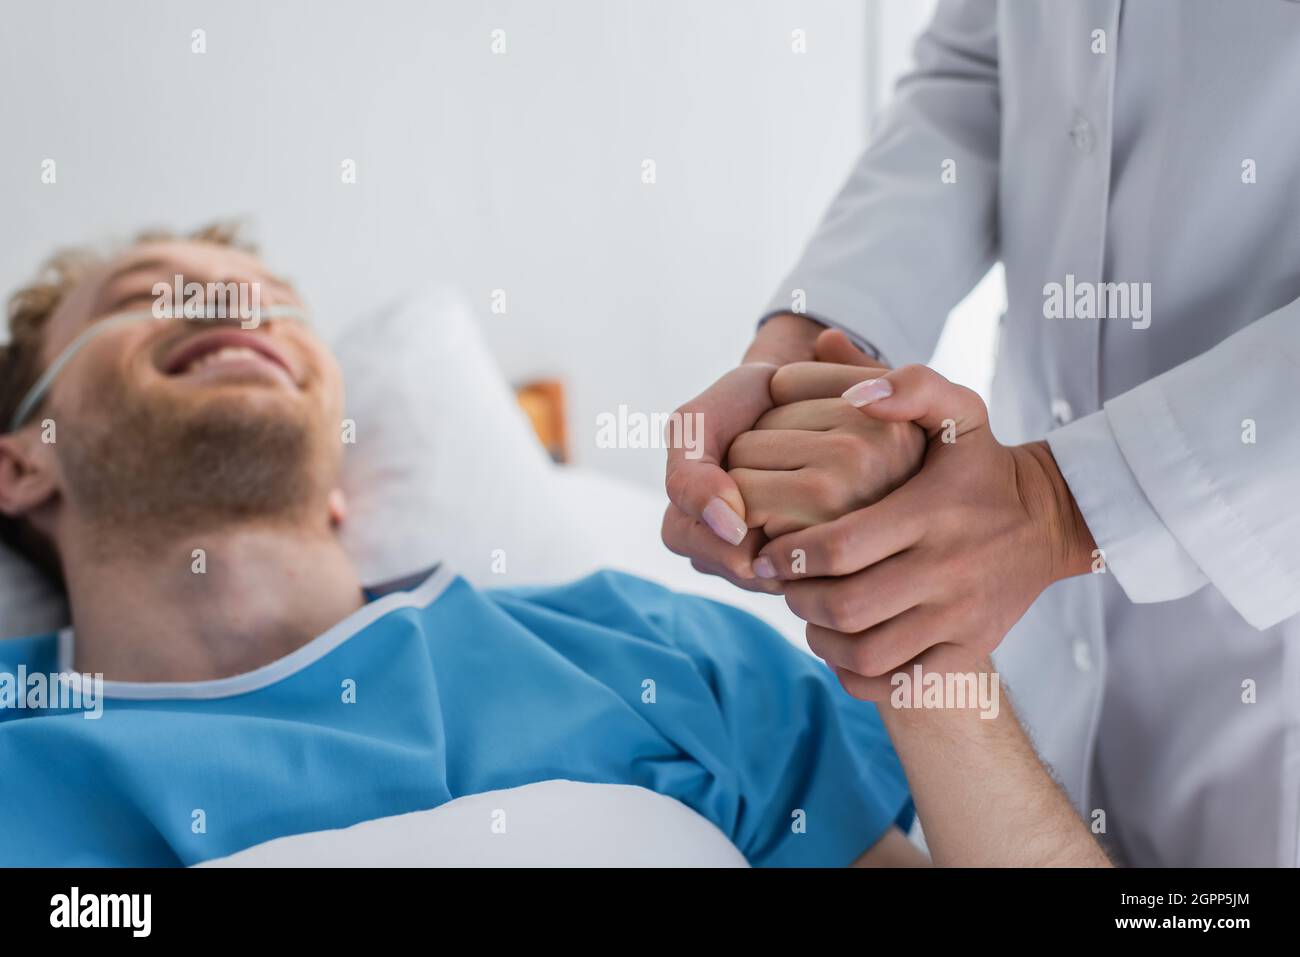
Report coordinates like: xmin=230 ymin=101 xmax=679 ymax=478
xmin=767 ymin=0 xmax=1300 ymax=865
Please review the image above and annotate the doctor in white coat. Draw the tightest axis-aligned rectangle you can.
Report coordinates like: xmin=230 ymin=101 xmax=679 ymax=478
xmin=663 ymin=0 xmax=1300 ymax=866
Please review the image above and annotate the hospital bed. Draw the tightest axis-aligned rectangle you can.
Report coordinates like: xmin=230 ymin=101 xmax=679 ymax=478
xmin=0 ymin=285 xmax=808 ymax=866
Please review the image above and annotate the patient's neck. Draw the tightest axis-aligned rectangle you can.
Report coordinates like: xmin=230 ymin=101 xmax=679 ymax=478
xmin=59 ymin=519 xmax=365 ymax=683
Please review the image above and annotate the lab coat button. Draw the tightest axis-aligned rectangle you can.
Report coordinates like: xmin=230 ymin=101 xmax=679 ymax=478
xmin=1051 ymin=397 xmax=1074 ymax=426
xmin=1070 ymin=116 xmax=1095 ymax=153
xmin=1072 ymin=638 xmax=1093 ymax=672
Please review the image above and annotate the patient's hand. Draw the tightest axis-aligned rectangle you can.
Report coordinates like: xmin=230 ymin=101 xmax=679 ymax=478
xmin=727 ymin=362 xmax=926 ymax=539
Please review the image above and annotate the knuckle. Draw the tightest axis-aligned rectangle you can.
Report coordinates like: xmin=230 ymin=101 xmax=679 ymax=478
xmin=669 ymin=464 xmax=730 ymax=514
xmin=871 ymin=423 xmax=923 ymax=490
xmin=947 ymin=556 xmax=979 ymax=593
xmin=957 ymin=385 xmax=989 ymax=420
xmin=826 ymin=430 xmax=865 ymax=462
xmin=660 ymin=508 xmax=689 ymax=553
xmin=820 ymin=529 xmax=855 ymax=576
xmin=803 ymin=629 xmax=828 ymax=661
xmin=671 ymin=393 xmax=700 ymax=418
xmin=716 ymin=551 xmax=752 ymax=580
xmin=689 ymin=559 xmax=716 ymax=578
xmin=848 ymin=640 xmax=881 ymax=677
xmin=821 ymin=589 xmax=863 ymax=632
xmin=839 ymin=672 xmax=874 ymax=702
xmin=846 ymin=441 xmax=883 ymax=486
xmin=783 ymin=581 xmax=815 ymax=619
xmin=898 ymin=363 xmax=928 ymax=382
xmin=692 ymin=557 xmax=741 ymax=586
xmin=794 ymin=468 xmax=837 ymax=505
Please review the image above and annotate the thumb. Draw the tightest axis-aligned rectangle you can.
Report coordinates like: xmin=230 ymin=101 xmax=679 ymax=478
xmin=813 ymin=327 xmax=878 ymax=367
xmin=665 ymin=363 xmax=776 ymax=545
xmin=665 ymin=461 xmax=749 ymax=546
xmin=840 ymin=363 xmax=987 ymax=438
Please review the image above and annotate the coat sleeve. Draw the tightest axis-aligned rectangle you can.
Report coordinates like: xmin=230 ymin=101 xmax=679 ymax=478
xmin=762 ymin=0 xmax=1002 ymax=365
xmin=1048 ymin=295 xmax=1300 ymax=630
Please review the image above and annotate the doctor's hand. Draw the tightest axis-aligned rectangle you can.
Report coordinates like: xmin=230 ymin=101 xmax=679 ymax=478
xmin=662 ymin=316 xmax=882 ymax=592
xmin=750 ymin=363 xmax=1099 ymax=699
xmin=726 ymin=367 xmax=926 ymax=539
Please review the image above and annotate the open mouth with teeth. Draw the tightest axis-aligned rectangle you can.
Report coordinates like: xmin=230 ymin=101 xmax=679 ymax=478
xmin=161 ymin=331 xmax=299 ymax=389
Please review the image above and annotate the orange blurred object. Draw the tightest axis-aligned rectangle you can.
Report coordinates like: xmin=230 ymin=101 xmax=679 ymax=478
xmin=515 ymin=379 xmax=569 ymax=464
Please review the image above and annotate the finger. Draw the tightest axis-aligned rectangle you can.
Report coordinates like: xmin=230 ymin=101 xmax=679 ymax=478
xmin=689 ymin=558 xmax=784 ymax=595
xmin=665 ymin=462 xmax=748 ymax=545
xmin=829 ymin=642 xmax=993 ymax=705
xmin=803 ymin=604 xmax=934 ymax=678
xmin=730 ymin=467 xmax=831 ymax=538
xmin=752 ymin=398 xmax=856 ymax=432
xmin=783 ymin=553 xmax=927 ymax=635
xmin=756 ymin=490 xmax=924 ymax=580
xmin=661 ymin=504 xmax=767 ymax=580
xmin=841 ymin=364 xmax=987 ymax=439
xmin=829 ymin=665 xmax=896 ymax=704
xmin=726 ymin=429 xmax=818 ymax=470
xmin=665 ymin=363 xmax=778 ymax=542
xmin=770 ymin=362 xmax=888 ymax=405
xmin=813 ymin=327 xmax=880 ymax=367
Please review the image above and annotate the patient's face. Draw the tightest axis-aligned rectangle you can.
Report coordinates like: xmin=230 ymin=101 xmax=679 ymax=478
xmin=37 ymin=240 xmax=345 ymax=536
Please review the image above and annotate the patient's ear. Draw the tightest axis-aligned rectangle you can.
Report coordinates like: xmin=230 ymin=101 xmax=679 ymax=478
xmin=0 ymin=433 xmax=58 ymax=519
xmin=328 ymin=487 xmax=348 ymax=528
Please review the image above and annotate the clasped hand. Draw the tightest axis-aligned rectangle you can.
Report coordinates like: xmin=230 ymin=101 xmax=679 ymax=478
xmin=664 ymin=329 xmax=1096 ymax=701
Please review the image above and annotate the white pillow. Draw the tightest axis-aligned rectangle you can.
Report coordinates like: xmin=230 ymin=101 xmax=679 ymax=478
xmin=334 ymin=287 xmax=804 ymax=641
xmin=334 ymin=284 xmax=569 ymax=586
xmin=197 ymin=780 xmax=748 ymax=867
xmin=1 ymin=286 xmax=803 ymax=646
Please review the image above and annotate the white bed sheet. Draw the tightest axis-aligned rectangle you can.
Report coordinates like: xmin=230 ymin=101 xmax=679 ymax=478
xmin=198 ymin=780 xmax=749 ymax=868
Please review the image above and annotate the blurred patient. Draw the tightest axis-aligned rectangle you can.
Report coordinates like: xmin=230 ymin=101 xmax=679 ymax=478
xmin=0 ymin=226 xmax=1105 ymax=867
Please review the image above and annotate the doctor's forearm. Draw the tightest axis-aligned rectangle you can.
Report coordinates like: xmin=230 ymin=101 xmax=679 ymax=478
xmin=878 ymin=683 xmax=1111 ymax=868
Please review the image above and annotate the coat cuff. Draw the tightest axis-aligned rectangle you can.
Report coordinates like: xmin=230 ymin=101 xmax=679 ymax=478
xmin=1047 ymin=409 xmax=1209 ymax=606
xmin=759 ymin=278 xmax=933 ymax=369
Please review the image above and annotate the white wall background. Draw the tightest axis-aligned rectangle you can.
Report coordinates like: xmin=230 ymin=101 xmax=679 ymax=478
xmin=1 ymin=0 xmax=997 ymax=488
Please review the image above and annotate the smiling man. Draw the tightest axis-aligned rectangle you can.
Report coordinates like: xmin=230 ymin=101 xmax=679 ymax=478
xmin=0 ymin=227 xmax=359 ymax=684
xmin=0 ymin=226 xmax=1106 ymax=868
xmin=0 ymin=225 xmax=921 ymax=867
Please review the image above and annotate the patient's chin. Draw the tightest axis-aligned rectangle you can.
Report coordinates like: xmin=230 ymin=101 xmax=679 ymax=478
xmin=163 ymin=377 xmax=304 ymax=424
xmin=60 ymin=383 xmax=334 ymax=537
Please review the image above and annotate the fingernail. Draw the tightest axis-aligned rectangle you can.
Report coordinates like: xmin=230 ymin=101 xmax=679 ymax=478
xmin=753 ymin=557 xmax=777 ymax=579
xmin=842 ymin=377 xmax=893 ymax=407
xmin=702 ymin=497 xmax=747 ymax=546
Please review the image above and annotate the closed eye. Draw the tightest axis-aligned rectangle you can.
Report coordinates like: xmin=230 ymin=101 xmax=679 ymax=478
xmin=97 ymin=290 xmax=159 ymax=319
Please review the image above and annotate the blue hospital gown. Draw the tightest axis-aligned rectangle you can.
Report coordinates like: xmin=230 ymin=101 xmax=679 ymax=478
xmin=0 ymin=568 xmax=911 ymax=866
